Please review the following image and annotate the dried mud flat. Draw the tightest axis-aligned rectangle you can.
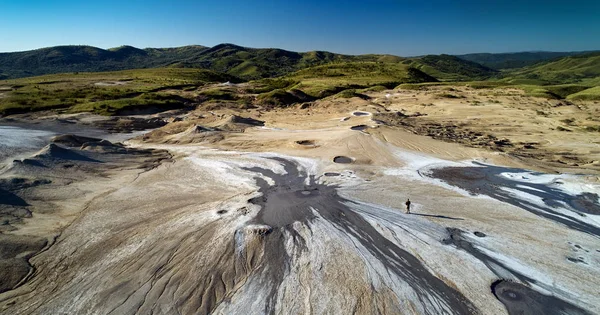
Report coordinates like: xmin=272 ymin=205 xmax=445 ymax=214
xmin=1 ymin=94 xmax=600 ymax=315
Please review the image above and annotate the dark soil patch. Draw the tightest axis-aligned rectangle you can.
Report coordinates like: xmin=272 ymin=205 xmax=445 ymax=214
xmin=491 ymin=280 xmax=592 ymax=315
xmin=333 ymin=156 xmax=353 ymax=164
xmin=351 ymin=125 xmax=368 ymax=131
xmin=295 ymin=140 xmax=316 ymax=146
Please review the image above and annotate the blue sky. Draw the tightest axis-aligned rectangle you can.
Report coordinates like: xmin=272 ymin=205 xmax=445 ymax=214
xmin=1 ymin=0 xmax=599 ymax=55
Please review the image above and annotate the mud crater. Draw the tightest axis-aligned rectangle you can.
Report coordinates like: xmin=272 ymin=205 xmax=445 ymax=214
xmin=333 ymin=156 xmax=353 ymax=164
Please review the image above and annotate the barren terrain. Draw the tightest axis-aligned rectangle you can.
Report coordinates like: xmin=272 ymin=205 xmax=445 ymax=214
xmin=0 ymin=85 xmax=599 ymax=314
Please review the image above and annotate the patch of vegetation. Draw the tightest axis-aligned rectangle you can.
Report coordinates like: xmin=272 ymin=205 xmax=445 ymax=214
xmin=456 ymin=51 xmax=590 ymax=70
xmin=513 ymin=85 xmax=561 ymax=99
xmin=436 ymin=93 xmax=463 ymax=99
xmin=357 ymin=85 xmax=387 ymax=93
xmin=406 ymin=54 xmax=498 ymax=81
xmin=502 ymin=52 xmax=600 ymax=85
xmin=334 ymin=89 xmax=370 ymax=100
xmin=566 ymin=86 xmax=600 ymax=101
xmin=246 ymin=78 xmax=298 ymax=94
xmin=199 ymin=88 xmax=238 ymax=101
xmin=256 ymin=89 xmax=304 ymax=107
xmin=544 ymin=84 xmax=590 ymax=98
xmin=280 ymin=62 xmax=437 ymax=98
xmin=69 ymin=95 xmax=186 ymax=115
xmin=0 ymin=68 xmax=230 ymax=116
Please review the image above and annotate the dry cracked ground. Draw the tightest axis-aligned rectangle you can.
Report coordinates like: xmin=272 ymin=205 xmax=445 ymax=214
xmin=0 ymin=86 xmax=599 ymax=314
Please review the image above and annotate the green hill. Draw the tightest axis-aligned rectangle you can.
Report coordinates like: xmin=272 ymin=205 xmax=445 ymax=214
xmin=0 ymin=68 xmax=239 ymax=116
xmin=0 ymin=44 xmax=397 ymax=80
xmin=456 ymin=51 xmax=595 ymax=69
xmin=405 ymin=54 xmax=498 ymax=81
xmin=0 ymin=45 xmax=209 ymax=79
xmin=501 ymin=52 xmax=600 ymax=85
xmin=1 ymin=44 xmax=492 ymax=82
xmin=254 ymin=62 xmax=437 ymax=105
xmin=165 ymin=43 xmax=403 ymax=79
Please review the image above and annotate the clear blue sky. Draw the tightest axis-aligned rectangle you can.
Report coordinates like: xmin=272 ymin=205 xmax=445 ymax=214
xmin=1 ymin=0 xmax=599 ymax=56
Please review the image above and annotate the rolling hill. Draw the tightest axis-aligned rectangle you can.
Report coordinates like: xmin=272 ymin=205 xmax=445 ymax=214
xmin=455 ymin=51 xmax=594 ymax=69
xmin=1 ymin=44 xmax=501 ymax=82
xmin=405 ymin=54 xmax=498 ymax=81
xmin=501 ymin=52 xmax=600 ymax=85
xmin=0 ymin=45 xmax=209 ymax=79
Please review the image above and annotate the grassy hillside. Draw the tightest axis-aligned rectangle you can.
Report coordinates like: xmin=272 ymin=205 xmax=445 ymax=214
xmin=0 ymin=68 xmax=239 ymax=116
xmin=1 ymin=43 xmax=495 ymax=82
xmin=253 ymin=62 xmax=437 ymax=105
xmin=2 ymin=44 xmax=599 ymax=116
xmin=566 ymin=86 xmax=600 ymax=101
xmin=0 ymin=45 xmax=209 ymax=79
xmin=155 ymin=43 xmax=405 ymax=80
xmin=502 ymin=52 xmax=600 ymax=85
xmin=456 ymin=51 xmax=593 ymax=69
xmin=0 ymin=44 xmax=400 ymax=81
xmin=405 ymin=54 xmax=498 ymax=81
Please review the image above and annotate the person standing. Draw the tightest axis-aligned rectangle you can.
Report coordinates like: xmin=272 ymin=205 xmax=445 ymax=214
xmin=405 ymin=199 xmax=411 ymax=214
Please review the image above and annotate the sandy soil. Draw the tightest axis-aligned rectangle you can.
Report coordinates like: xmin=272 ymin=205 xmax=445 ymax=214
xmin=0 ymin=90 xmax=599 ymax=314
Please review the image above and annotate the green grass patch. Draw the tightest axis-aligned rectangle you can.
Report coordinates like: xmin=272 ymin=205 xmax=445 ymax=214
xmin=333 ymin=89 xmax=370 ymax=100
xmin=282 ymin=62 xmax=437 ymax=98
xmin=566 ymin=86 xmax=600 ymax=101
xmin=199 ymin=88 xmax=238 ymax=101
xmin=0 ymin=68 xmax=230 ymax=116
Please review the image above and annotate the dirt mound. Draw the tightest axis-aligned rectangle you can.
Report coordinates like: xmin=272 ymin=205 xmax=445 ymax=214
xmin=51 ymin=134 xmax=103 ymax=147
xmin=34 ymin=144 xmax=99 ymax=162
xmin=80 ymin=140 xmax=127 ymax=154
xmin=295 ymin=140 xmax=317 ymax=147
xmin=288 ymin=89 xmax=315 ymax=103
xmin=185 ymin=124 xmax=219 ymax=134
xmin=212 ymin=115 xmax=264 ymax=132
xmin=92 ymin=117 xmax=167 ymax=133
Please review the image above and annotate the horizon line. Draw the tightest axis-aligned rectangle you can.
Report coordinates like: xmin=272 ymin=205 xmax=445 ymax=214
xmin=1 ymin=43 xmax=599 ymax=58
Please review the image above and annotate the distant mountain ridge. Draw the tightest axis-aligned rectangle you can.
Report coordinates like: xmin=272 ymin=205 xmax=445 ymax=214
xmin=1 ymin=44 xmax=596 ymax=83
xmin=456 ymin=51 xmax=600 ymax=69
xmin=501 ymin=51 xmax=600 ymax=85
xmin=0 ymin=43 xmax=500 ymax=81
xmin=0 ymin=45 xmax=209 ymax=79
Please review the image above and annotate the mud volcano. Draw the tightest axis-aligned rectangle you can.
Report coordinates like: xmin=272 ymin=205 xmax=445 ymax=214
xmin=333 ymin=156 xmax=353 ymax=164
xmin=241 ymin=158 xmax=478 ymax=314
xmin=473 ymin=231 xmax=486 ymax=237
xmin=350 ymin=125 xmax=368 ymax=131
